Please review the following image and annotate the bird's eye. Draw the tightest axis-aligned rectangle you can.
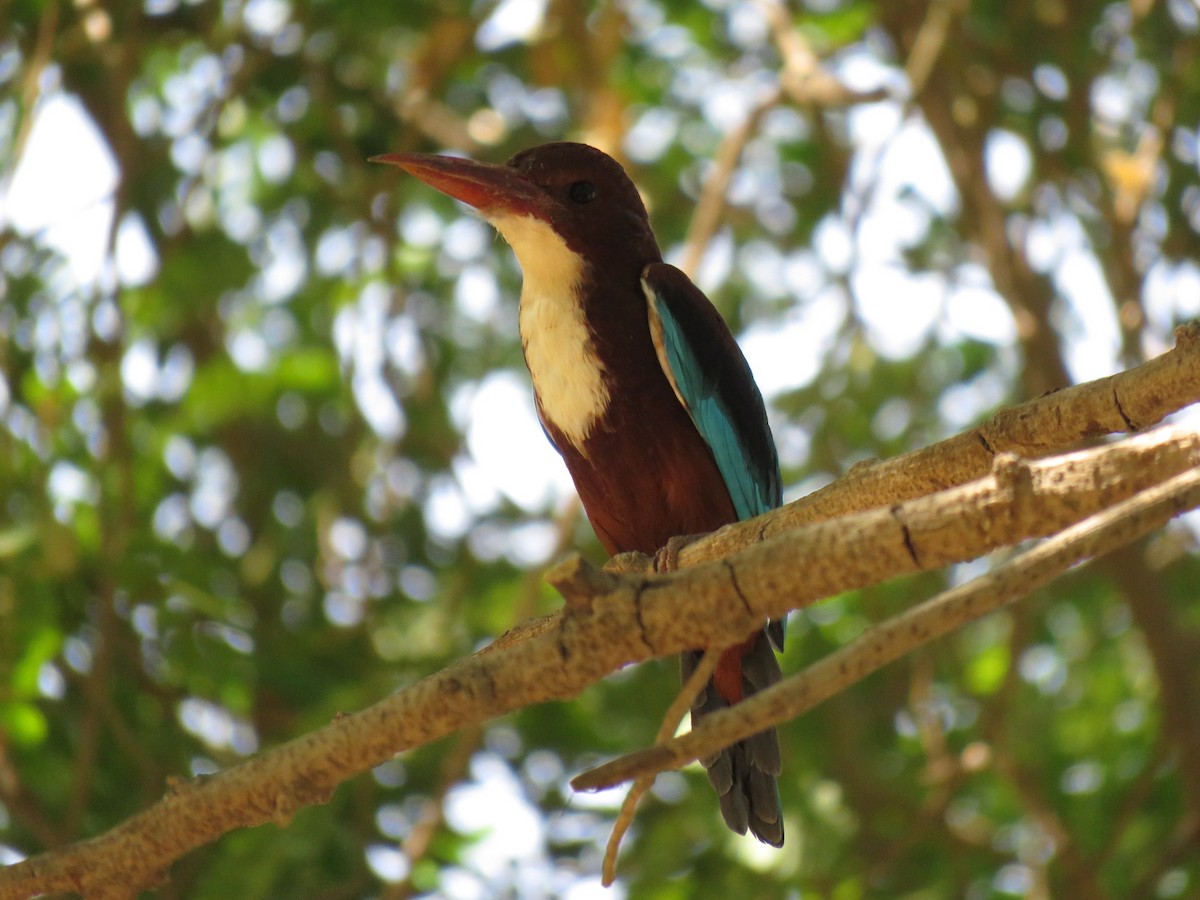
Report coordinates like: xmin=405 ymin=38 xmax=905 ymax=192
xmin=568 ymin=180 xmax=596 ymax=204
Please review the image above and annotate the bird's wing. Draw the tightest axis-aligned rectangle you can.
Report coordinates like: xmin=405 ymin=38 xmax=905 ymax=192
xmin=642 ymin=262 xmax=782 ymax=524
xmin=646 ymin=263 xmax=788 ymax=842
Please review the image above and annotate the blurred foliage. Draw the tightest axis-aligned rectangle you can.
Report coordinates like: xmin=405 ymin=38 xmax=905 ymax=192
xmin=1 ymin=0 xmax=1199 ymax=898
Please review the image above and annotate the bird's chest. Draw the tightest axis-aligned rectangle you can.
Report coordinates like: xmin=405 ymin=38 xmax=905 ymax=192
xmin=493 ymin=212 xmax=614 ymax=452
xmin=518 ymin=281 xmax=612 ymax=452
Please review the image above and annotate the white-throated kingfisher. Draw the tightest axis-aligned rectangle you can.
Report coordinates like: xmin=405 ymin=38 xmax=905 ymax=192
xmin=374 ymin=142 xmax=785 ymax=846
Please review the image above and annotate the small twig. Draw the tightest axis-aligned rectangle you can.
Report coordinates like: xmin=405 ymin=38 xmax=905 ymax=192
xmin=600 ymin=649 xmax=720 ymax=886
xmin=679 ymin=0 xmax=896 ymax=279
xmin=0 ymin=0 xmax=59 ymax=201
xmin=904 ymin=0 xmax=963 ymax=97
xmin=759 ymin=0 xmax=890 ymax=107
xmin=678 ymin=89 xmax=781 ymax=278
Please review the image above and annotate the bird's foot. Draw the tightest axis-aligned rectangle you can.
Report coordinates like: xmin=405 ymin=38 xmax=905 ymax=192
xmin=653 ymin=533 xmax=706 ymax=573
xmin=604 ymin=551 xmax=653 ymax=574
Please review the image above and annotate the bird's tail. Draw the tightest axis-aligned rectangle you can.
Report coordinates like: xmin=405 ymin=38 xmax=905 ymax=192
xmin=681 ymin=622 xmax=785 ymax=846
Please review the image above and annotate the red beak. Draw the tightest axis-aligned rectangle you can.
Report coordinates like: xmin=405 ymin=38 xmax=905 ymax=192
xmin=371 ymin=152 xmax=547 ymax=218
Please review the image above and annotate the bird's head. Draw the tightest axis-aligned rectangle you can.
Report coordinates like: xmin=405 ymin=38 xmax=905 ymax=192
xmin=373 ymin=142 xmax=662 ymax=275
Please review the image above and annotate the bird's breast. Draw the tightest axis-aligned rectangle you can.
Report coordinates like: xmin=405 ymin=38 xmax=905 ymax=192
xmin=492 ymin=213 xmax=611 ymax=452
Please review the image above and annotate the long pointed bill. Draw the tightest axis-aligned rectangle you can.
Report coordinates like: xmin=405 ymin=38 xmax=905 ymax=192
xmin=371 ymin=152 xmax=547 ymax=219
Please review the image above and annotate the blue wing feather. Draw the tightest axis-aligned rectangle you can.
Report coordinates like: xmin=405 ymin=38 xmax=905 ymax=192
xmin=642 ymin=263 xmax=781 ymax=522
xmin=646 ymin=262 xmax=787 ymax=840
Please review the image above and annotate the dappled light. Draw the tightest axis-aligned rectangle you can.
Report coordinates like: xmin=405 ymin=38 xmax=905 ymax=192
xmin=1 ymin=0 xmax=1199 ymax=897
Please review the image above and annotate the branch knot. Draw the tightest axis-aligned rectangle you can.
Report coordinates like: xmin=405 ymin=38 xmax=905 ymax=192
xmin=546 ymin=554 xmax=624 ymax=612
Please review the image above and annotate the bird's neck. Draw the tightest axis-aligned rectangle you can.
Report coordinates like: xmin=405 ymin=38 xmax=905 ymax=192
xmin=491 ymin=213 xmax=611 ymax=452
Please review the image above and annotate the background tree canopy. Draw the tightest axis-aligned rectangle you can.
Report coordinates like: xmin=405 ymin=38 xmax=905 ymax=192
xmin=1 ymin=0 xmax=1199 ymax=898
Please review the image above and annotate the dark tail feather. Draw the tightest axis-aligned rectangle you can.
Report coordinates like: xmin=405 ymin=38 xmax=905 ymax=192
xmin=681 ymin=625 xmax=784 ymax=847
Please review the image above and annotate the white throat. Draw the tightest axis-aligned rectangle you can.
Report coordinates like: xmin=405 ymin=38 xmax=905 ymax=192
xmin=490 ymin=213 xmax=610 ymax=452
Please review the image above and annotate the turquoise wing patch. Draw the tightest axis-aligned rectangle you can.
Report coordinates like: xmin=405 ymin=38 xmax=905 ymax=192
xmin=643 ymin=267 xmax=779 ymax=521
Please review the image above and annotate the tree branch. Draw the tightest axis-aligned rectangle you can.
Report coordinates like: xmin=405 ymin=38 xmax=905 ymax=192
xmin=661 ymin=320 xmax=1200 ymax=570
xmin=574 ymin=452 xmax=1200 ymax=793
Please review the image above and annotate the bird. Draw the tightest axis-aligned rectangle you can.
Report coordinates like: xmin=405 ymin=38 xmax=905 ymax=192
xmin=373 ymin=142 xmax=785 ymax=846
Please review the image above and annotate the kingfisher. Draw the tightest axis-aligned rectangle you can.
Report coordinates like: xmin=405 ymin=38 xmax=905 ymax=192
xmin=374 ymin=142 xmax=785 ymax=846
